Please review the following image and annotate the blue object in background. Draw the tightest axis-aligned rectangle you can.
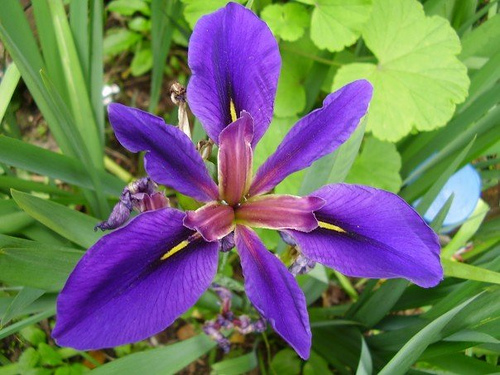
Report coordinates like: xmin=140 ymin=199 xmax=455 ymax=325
xmin=415 ymin=164 xmax=481 ymax=229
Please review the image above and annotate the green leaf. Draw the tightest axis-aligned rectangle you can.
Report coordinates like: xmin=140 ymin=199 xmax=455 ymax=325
xmin=345 ymin=136 xmax=402 ymax=193
xmin=275 ymin=36 xmax=318 ymax=117
xmin=0 ymin=136 xmax=124 ymax=196
xmin=1 ymin=287 xmax=45 ymax=326
xmin=299 ymin=0 xmax=372 ymax=52
xmin=38 ymin=343 xmax=64 ymax=366
xmin=11 ymin=190 xmax=101 ymax=248
xmin=355 ymin=335 xmax=372 ymax=375
xmin=128 ymin=17 xmax=152 ymax=33
xmin=104 ymin=29 xmax=141 ymax=57
xmin=460 ymin=14 xmax=500 ymax=61
xmin=300 ymin=119 xmax=366 ymax=195
xmin=270 ymin=349 xmax=301 ymax=375
xmin=131 ymin=46 xmax=153 ymax=76
xmin=378 ymin=295 xmax=479 ymax=375
xmin=261 ymin=3 xmax=309 ymax=42
xmin=211 ymin=352 xmax=258 ymax=375
xmin=333 ymin=0 xmax=469 ymax=142
xmin=442 ymin=259 xmax=500 ymax=285
xmin=182 ymin=0 xmax=245 ymax=29
xmin=0 ymin=63 xmax=21 ymax=124
xmin=92 ymin=335 xmax=216 ymax=375
xmin=108 ymin=0 xmax=151 ymax=16
xmin=303 ymin=351 xmax=331 ymax=375
xmin=0 ymin=307 xmax=56 ymax=340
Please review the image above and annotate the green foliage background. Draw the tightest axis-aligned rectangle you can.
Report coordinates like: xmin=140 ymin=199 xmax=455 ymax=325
xmin=0 ymin=0 xmax=499 ymax=373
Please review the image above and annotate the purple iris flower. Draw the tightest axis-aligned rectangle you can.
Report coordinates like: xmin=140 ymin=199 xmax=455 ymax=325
xmin=52 ymin=3 xmax=442 ymax=359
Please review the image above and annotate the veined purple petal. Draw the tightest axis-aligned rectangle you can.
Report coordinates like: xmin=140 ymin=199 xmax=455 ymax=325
xmin=187 ymin=2 xmax=281 ymax=147
xmin=218 ymin=112 xmax=254 ymax=206
xmin=285 ymin=184 xmax=443 ymax=288
xmin=184 ymin=202 xmax=235 ymax=242
xmin=235 ymin=195 xmax=325 ymax=232
xmin=108 ymin=103 xmax=218 ymax=202
xmin=53 ymin=208 xmax=219 ymax=350
xmin=235 ymin=225 xmax=311 ymax=359
xmin=249 ymin=80 xmax=373 ymax=196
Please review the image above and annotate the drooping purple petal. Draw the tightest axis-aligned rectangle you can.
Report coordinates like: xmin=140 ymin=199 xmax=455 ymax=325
xmin=235 ymin=195 xmax=325 ymax=232
xmin=184 ymin=202 xmax=235 ymax=242
xmin=108 ymin=103 xmax=218 ymax=202
xmin=285 ymin=184 xmax=443 ymax=288
xmin=218 ymin=112 xmax=254 ymax=206
xmin=53 ymin=208 xmax=219 ymax=350
xmin=187 ymin=2 xmax=281 ymax=147
xmin=249 ymin=80 xmax=373 ymax=196
xmin=235 ymin=225 xmax=311 ymax=359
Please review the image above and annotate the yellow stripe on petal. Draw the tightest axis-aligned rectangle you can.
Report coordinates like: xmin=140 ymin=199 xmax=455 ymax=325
xmin=318 ymin=221 xmax=346 ymax=233
xmin=160 ymin=240 xmax=190 ymax=261
xmin=230 ymin=99 xmax=237 ymax=122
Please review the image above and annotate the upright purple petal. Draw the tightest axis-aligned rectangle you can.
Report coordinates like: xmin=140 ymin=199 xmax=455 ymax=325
xmin=187 ymin=2 xmax=281 ymax=147
xmin=249 ymin=81 xmax=373 ymax=196
xmin=218 ymin=112 xmax=254 ymax=206
xmin=184 ymin=202 xmax=235 ymax=242
xmin=235 ymin=195 xmax=325 ymax=232
xmin=235 ymin=225 xmax=311 ymax=359
xmin=285 ymin=184 xmax=443 ymax=288
xmin=108 ymin=103 xmax=218 ymax=202
xmin=53 ymin=208 xmax=219 ymax=350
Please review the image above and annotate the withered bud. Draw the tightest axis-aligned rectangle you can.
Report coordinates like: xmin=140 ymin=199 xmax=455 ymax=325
xmin=170 ymin=82 xmax=191 ymax=139
xmin=198 ymin=139 xmax=214 ymax=160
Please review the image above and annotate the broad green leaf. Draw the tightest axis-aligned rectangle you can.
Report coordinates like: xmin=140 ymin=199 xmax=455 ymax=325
xmin=303 ymin=351 xmax=331 ymax=375
xmin=442 ymin=259 xmax=500 ymax=285
xmin=345 ymin=136 xmax=402 ymax=193
xmin=128 ymin=17 xmax=151 ymax=33
xmin=92 ymin=335 xmax=216 ymax=375
xmin=107 ymin=0 xmax=151 ymax=16
xmin=425 ymin=352 xmax=500 ymax=375
xmin=300 ymin=118 xmax=367 ymax=195
xmin=182 ymin=0 xmax=245 ymax=29
xmin=211 ymin=352 xmax=257 ymax=375
xmin=11 ymin=190 xmax=101 ymax=248
xmin=261 ymin=3 xmax=309 ymax=42
xmin=333 ymin=0 xmax=469 ymax=142
xmin=298 ymin=0 xmax=372 ymax=52
xmin=104 ymin=28 xmax=141 ymax=57
xmin=0 ymin=63 xmax=21 ymax=124
xmin=270 ymin=349 xmax=301 ymax=375
xmin=378 ymin=295 xmax=479 ymax=375
xmin=131 ymin=46 xmax=153 ymax=76
xmin=275 ymin=35 xmax=319 ymax=117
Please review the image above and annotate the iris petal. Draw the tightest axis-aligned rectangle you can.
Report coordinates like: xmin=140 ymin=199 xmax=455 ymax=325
xmin=218 ymin=112 xmax=254 ymax=206
xmin=249 ymin=80 xmax=373 ymax=196
xmin=108 ymin=103 xmax=219 ymax=202
xmin=285 ymin=184 xmax=443 ymax=288
xmin=184 ymin=202 xmax=235 ymax=242
xmin=53 ymin=208 xmax=219 ymax=349
xmin=235 ymin=225 xmax=311 ymax=359
xmin=187 ymin=2 xmax=281 ymax=147
xmin=235 ymin=194 xmax=324 ymax=232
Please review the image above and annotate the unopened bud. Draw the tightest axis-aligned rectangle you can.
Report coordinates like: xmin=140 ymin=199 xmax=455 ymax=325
xmin=288 ymin=254 xmax=316 ymax=276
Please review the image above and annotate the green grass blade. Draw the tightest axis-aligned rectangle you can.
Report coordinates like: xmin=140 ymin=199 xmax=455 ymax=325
xmin=149 ymin=0 xmax=181 ymax=112
xmin=47 ymin=0 xmax=104 ymax=165
xmin=70 ymin=0 xmax=90 ymax=83
xmin=0 ymin=136 xmax=123 ymax=196
xmin=378 ymin=295 xmax=479 ymax=375
xmin=442 ymin=259 xmax=500 ymax=284
xmin=211 ymin=352 xmax=258 ymax=375
xmin=11 ymin=189 xmax=102 ymax=248
xmin=89 ymin=0 xmax=105 ymax=140
xmin=92 ymin=335 xmax=216 ymax=375
xmin=355 ymin=335 xmax=372 ymax=375
xmin=0 ymin=306 xmax=56 ymax=340
xmin=0 ymin=63 xmax=21 ymax=123
xmin=1 ymin=287 xmax=45 ymax=326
